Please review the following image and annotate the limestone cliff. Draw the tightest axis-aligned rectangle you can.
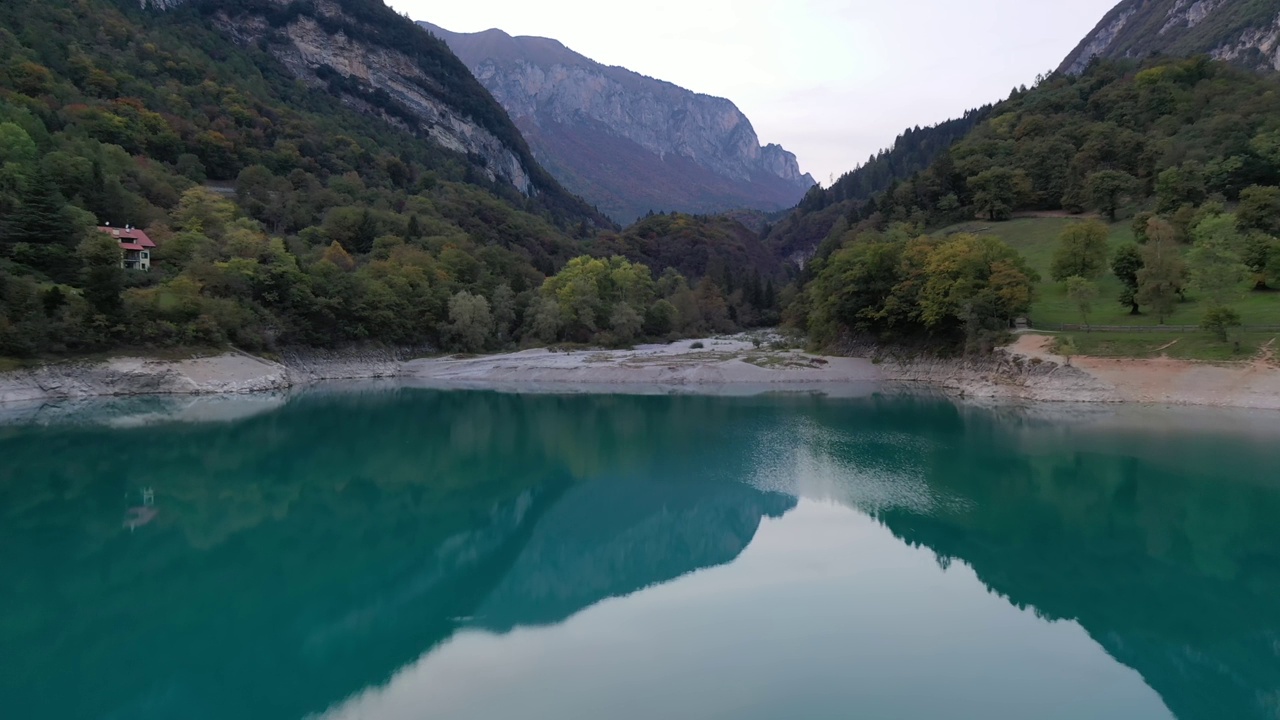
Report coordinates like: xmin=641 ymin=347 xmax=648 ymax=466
xmin=1061 ymin=0 xmax=1280 ymax=75
xmin=155 ymin=0 xmax=568 ymax=200
xmin=419 ymin=21 xmax=815 ymax=224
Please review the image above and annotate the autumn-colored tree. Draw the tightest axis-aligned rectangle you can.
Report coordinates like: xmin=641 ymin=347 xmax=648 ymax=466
xmin=321 ymin=241 xmax=356 ymax=271
xmin=1136 ymin=219 xmax=1187 ymax=324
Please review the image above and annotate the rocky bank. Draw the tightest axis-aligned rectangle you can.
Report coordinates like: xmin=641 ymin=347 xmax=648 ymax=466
xmin=6 ymin=334 xmax=1280 ymax=410
xmin=0 ymin=349 xmax=403 ymax=406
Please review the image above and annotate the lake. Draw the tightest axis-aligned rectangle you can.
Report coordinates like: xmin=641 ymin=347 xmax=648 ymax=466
xmin=2 ymin=388 xmax=1279 ymax=720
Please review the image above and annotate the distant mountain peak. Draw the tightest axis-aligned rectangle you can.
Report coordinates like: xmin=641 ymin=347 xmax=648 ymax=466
xmin=418 ymin=20 xmax=815 ymax=224
xmin=1061 ymin=0 xmax=1280 ymax=75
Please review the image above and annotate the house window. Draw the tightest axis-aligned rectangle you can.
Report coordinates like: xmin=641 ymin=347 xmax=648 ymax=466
xmin=141 ymin=252 xmax=149 ymax=259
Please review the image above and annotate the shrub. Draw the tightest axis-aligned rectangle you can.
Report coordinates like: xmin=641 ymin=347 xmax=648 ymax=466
xmin=1201 ymin=306 xmax=1242 ymax=343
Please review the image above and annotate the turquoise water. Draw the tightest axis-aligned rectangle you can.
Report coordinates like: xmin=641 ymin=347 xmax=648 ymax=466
xmin=2 ymin=389 xmax=1279 ymax=719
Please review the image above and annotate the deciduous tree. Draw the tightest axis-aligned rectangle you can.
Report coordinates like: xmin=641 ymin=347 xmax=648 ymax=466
xmin=1188 ymin=216 xmax=1246 ymax=307
xmin=1237 ymin=185 xmax=1280 ymax=236
xmin=1201 ymin=306 xmax=1242 ymax=343
xmin=1051 ymin=221 xmax=1110 ymax=281
xmin=1111 ymin=243 xmax=1144 ymax=314
xmin=446 ymin=291 xmax=491 ymax=352
xmin=1136 ymin=219 xmax=1187 ymax=324
xmin=969 ymin=167 xmax=1028 ymax=221
xmin=1065 ymin=276 xmax=1099 ymax=330
xmin=609 ymin=302 xmax=642 ymax=344
xmin=1086 ymin=170 xmax=1136 ymax=221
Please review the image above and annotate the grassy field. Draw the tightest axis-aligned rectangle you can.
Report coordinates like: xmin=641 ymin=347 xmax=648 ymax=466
xmin=942 ymin=217 xmax=1280 ymax=329
xmin=1055 ymin=331 xmax=1276 ymax=362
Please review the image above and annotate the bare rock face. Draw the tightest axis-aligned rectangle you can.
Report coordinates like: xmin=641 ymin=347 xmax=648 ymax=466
xmin=254 ymin=14 xmax=531 ymax=193
xmin=1061 ymin=0 xmax=1280 ymax=75
xmin=419 ymin=22 xmax=815 ymax=224
xmin=1062 ymin=7 xmax=1140 ymax=75
xmin=150 ymin=0 xmax=536 ymax=194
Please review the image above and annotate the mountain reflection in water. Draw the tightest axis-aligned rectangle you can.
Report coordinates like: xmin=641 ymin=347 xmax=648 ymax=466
xmin=1 ymin=389 xmax=1278 ymax=720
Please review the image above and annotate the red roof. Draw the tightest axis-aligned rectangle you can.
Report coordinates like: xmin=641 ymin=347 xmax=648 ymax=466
xmin=120 ymin=243 xmax=145 ymax=251
xmin=98 ymin=226 xmax=156 ymax=248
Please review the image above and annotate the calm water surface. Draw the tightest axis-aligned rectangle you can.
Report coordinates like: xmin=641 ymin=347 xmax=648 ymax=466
xmin=2 ymin=389 xmax=1279 ymax=720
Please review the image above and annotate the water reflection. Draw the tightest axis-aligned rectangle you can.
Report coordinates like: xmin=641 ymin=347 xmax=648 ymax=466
xmin=2 ymin=389 xmax=1279 ymax=719
xmin=0 ymin=390 xmax=796 ymax=719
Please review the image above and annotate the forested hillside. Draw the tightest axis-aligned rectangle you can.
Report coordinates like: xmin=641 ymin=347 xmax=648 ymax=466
xmin=0 ymin=0 xmax=776 ymax=358
xmin=586 ymin=213 xmax=787 ymax=328
xmin=788 ymin=57 xmax=1280 ymax=352
xmin=769 ymin=106 xmax=994 ymax=260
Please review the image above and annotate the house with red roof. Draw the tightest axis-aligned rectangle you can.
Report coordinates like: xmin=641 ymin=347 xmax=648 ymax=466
xmin=98 ymin=224 xmax=156 ymax=271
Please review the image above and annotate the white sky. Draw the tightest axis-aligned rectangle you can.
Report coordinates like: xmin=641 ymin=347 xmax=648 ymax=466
xmin=386 ymin=0 xmax=1119 ymax=185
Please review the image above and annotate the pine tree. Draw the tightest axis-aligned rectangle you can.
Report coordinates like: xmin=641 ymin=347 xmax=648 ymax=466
xmin=748 ymin=270 xmax=764 ymax=308
xmin=7 ymin=169 xmax=76 ymax=246
xmin=77 ymin=235 xmax=123 ymax=319
xmin=352 ymin=209 xmax=378 ymax=254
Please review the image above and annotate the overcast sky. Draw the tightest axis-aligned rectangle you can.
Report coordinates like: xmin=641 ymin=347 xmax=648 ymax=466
xmin=386 ymin=0 xmax=1118 ymax=185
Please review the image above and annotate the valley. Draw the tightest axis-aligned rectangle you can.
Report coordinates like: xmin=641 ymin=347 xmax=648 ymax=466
xmin=7 ymin=4 xmax=1280 ymax=720
xmin=2 ymin=0 xmax=1280 ymax=387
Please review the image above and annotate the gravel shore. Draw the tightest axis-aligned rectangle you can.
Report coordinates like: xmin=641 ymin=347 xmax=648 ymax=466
xmin=3 ymin=334 xmax=1280 ymax=410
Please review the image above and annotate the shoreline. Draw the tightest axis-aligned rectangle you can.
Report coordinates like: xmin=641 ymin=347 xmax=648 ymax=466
xmin=3 ymin=334 xmax=1280 ymax=410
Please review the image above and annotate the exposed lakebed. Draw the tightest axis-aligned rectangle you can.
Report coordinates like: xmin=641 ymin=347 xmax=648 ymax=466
xmin=2 ymin=389 xmax=1278 ymax=719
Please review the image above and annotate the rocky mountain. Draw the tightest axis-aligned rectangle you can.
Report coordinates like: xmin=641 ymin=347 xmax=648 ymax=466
xmin=418 ymin=21 xmax=815 ymax=224
xmin=1061 ymin=0 xmax=1280 ymax=75
xmin=141 ymin=0 xmax=608 ymax=225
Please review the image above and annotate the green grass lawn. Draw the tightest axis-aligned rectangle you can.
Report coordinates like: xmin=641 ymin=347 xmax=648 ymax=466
xmin=1055 ymin=331 xmax=1276 ymax=362
xmin=942 ymin=217 xmax=1280 ymax=329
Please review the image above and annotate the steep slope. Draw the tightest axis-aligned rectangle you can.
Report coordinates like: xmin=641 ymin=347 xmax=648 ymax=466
xmin=0 ymin=0 xmax=619 ymax=357
xmin=589 ymin=213 xmax=784 ymax=284
xmin=786 ymin=56 xmax=1280 ymax=349
xmin=184 ymin=0 xmax=607 ymax=223
xmin=418 ymin=21 xmax=815 ymax=224
xmin=1061 ymin=0 xmax=1280 ymax=75
xmin=770 ymin=57 xmax=1280 ymax=264
xmin=767 ymin=107 xmax=995 ymax=262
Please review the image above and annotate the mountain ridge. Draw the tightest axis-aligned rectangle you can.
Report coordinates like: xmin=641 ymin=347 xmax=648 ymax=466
xmin=132 ymin=0 xmax=609 ymax=228
xmin=1061 ymin=0 xmax=1280 ymax=74
xmin=418 ymin=21 xmax=815 ymax=224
